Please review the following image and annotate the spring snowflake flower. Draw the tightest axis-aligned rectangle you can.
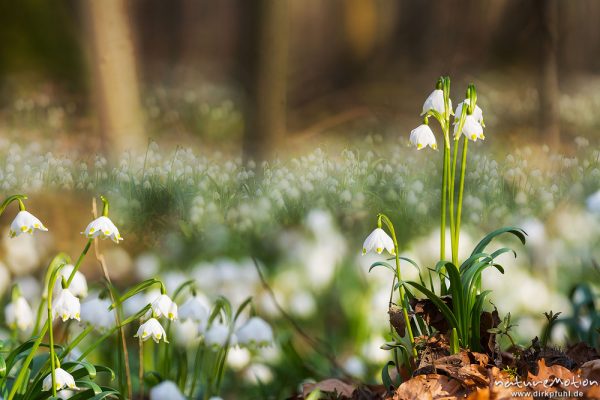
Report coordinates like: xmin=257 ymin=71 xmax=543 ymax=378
xmin=135 ymin=318 xmax=168 ymax=343
xmin=82 ymin=216 xmax=123 ymax=243
xmin=9 ymin=210 xmax=48 ymax=238
xmin=149 ymin=380 xmax=185 ymax=400
xmin=54 ymin=265 xmax=88 ymax=298
xmin=587 ymin=190 xmax=600 ymax=214
xmin=151 ymin=294 xmax=178 ymax=320
xmin=454 ymin=114 xmax=484 ymax=141
xmin=421 ymin=89 xmax=450 ymax=116
xmin=81 ymin=297 xmax=115 ymax=331
xmin=5 ymin=296 xmax=34 ymax=331
xmin=236 ymin=317 xmax=273 ymax=347
xmin=179 ymin=296 xmax=209 ymax=327
xmin=52 ymin=289 xmax=81 ymax=322
xmin=42 ymin=368 xmax=77 ymax=392
xmin=205 ymin=321 xmax=235 ymax=347
xmin=362 ymin=228 xmax=395 ymax=255
xmin=409 ymin=125 xmax=437 ymax=150
xmin=454 ymin=99 xmax=484 ymax=124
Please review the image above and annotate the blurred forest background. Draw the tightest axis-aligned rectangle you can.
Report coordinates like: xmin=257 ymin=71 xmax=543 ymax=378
xmin=1 ymin=0 xmax=599 ymax=157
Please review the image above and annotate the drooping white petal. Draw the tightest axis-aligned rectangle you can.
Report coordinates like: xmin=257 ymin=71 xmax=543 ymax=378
xmin=82 ymin=216 xmax=123 ymax=243
xmin=149 ymin=380 xmax=186 ymax=400
xmin=9 ymin=210 xmax=48 ymax=238
xmin=454 ymin=115 xmax=484 ymax=141
xmin=236 ymin=317 xmax=273 ymax=347
xmin=421 ymin=89 xmax=450 ymax=116
xmin=205 ymin=321 xmax=235 ymax=347
xmin=54 ymin=265 xmax=88 ymax=298
xmin=5 ymin=296 xmax=34 ymax=331
xmin=454 ymin=99 xmax=483 ymax=124
xmin=52 ymin=289 xmax=81 ymax=322
xmin=362 ymin=228 xmax=395 ymax=255
xmin=135 ymin=318 xmax=168 ymax=343
xmin=179 ymin=296 xmax=209 ymax=323
xmin=409 ymin=124 xmax=437 ymax=150
xmin=81 ymin=297 xmax=115 ymax=331
xmin=151 ymin=294 xmax=178 ymax=320
xmin=42 ymin=368 xmax=77 ymax=392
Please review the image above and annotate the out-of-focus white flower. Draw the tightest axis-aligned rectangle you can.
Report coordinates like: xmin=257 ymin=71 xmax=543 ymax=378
xmin=52 ymin=289 xmax=81 ymax=322
xmin=80 ymin=297 xmax=114 ymax=331
xmin=9 ymin=210 xmax=48 ymax=238
xmin=179 ymin=296 xmax=209 ymax=329
xmin=5 ymin=296 xmax=34 ymax=331
xmin=205 ymin=321 xmax=234 ymax=347
xmin=135 ymin=318 xmax=168 ymax=343
xmin=421 ymin=89 xmax=450 ymax=116
xmin=243 ymin=363 xmax=274 ymax=384
xmin=454 ymin=115 xmax=484 ymax=141
xmin=3 ymin=233 xmax=40 ymax=276
xmin=149 ymin=380 xmax=185 ymax=400
xmin=227 ymin=347 xmax=251 ymax=370
xmin=586 ymin=190 xmax=600 ymax=214
xmin=454 ymin=99 xmax=483 ymax=124
xmin=151 ymin=294 xmax=178 ymax=320
xmin=236 ymin=317 xmax=273 ymax=347
xmin=173 ymin=319 xmax=199 ymax=347
xmin=362 ymin=228 xmax=395 ymax=255
xmin=343 ymin=356 xmax=366 ymax=377
xmin=409 ymin=124 xmax=437 ymax=150
xmin=42 ymin=368 xmax=77 ymax=392
xmin=54 ymin=265 xmax=88 ymax=298
xmin=82 ymin=216 xmax=122 ymax=243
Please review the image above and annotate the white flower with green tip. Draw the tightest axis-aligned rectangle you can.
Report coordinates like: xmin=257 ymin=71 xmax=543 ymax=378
xmin=82 ymin=216 xmax=123 ymax=243
xmin=421 ymin=89 xmax=450 ymax=116
xmin=409 ymin=124 xmax=437 ymax=150
xmin=5 ymin=296 xmax=34 ymax=331
xmin=151 ymin=294 xmax=178 ymax=320
xmin=135 ymin=318 xmax=168 ymax=343
xmin=9 ymin=210 xmax=48 ymax=238
xmin=54 ymin=265 xmax=88 ymax=298
xmin=52 ymin=289 xmax=81 ymax=322
xmin=236 ymin=317 xmax=273 ymax=347
xmin=362 ymin=228 xmax=395 ymax=255
xmin=42 ymin=368 xmax=77 ymax=392
xmin=454 ymin=114 xmax=484 ymax=141
xmin=205 ymin=321 xmax=234 ymax=347
xmin=454 ymin=99 xmax=483 ymax=125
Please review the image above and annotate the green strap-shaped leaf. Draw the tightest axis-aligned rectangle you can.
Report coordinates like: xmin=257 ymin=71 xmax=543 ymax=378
xmin=403 ymin=280 xmax=460 ymax=336
xmin=471 ymin=227 xmax=526 ymax=256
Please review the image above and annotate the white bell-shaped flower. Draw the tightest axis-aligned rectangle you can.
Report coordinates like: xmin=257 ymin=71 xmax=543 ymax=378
xmin=42 ymin=367 xmax=77 ymax=392
xmin=54 ymin=265 xmax=88 ymax=298
xmin=52 ymin=289 xmax=81 ymax=322
xmin=81 ymin=297 xmax=115 ymax=331
xmin=135 ymin=318 xmax=168 ymax=343
xmin=454 ymin=114 xmax=484 ymax=141
xmin=454 ymin=99 xmax=483 ymax=124
xmin=151 ymin=294 xmax=178 ymax=320
xmin=409 ymin=124 xmax=437 ymax=150
xmin=236 ymin=317 xmax=273 ymax=347
xmin=5 ymin=296 xmax=34 ymax=331
xmin=149 ymin=380 xmax=186 ymax=400
xmin=421 ymin=89 xmax=450 ymax=116
xmin=82 ymin=216 xmax=123 ymax=243
xmin=204 ymin=321 xmax=235 ymax=347
xmin=587 ymin=190 xmax=600 ymax=214
xmin=362 ymin=228 xmax=395 ymax=255
xmin=178 ymin=296 xmax=209 ymax=323
xmin=9 ymin=210 xmax=48 ymax=238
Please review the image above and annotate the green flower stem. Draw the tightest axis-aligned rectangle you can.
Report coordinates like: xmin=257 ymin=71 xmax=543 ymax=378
xmin=61 ymin=325 xmax=94 ymax=360
xmin=378 ymin=214 xmax=416 ymax=357
xmin=0 ymin=194 xmax=27 ymax=216
xmin=455 ymin=139 xmax=469 ymax=257
xmin=188 ymin=343 xmax=206 ymax=398
xmin=66 ymin=239 xmax=92 ymax=287
xmin=7 ymin=321 xmax=49 ymax=400
xmin=440 ymin=137 xmax=449 ymax=263
xmin=46 ymin=264 xmax=66 ymax=397
xmin=449 ymin=137 xmax=460 ymax=265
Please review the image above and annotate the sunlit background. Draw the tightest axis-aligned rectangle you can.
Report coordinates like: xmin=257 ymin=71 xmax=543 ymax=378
xmin=1 ymin=1 xmax=599 ymax=398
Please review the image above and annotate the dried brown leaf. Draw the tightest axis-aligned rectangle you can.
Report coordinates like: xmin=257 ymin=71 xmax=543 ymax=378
xmin=302 ymin=379 xmax=356 ymax=398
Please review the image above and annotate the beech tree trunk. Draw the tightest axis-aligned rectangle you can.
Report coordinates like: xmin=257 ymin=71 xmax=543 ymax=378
xmin=538 ymin=0 xmax=560 ymax=148
xmin=85 ymin=0 xmax=146 ymax=154
xmin=238 ymin=0 xmax=288 ymax=162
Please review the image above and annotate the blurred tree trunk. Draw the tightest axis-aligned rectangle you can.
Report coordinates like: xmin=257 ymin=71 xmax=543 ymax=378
xmin=238 ymin=0 xmax=287 ymax=162
xmin=85 ymin=0 xmax=146 ymax=154
xmin=538 ymin=0 xmax=560 ymax=148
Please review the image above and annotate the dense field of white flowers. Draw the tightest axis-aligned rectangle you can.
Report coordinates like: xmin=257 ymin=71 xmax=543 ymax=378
xmin=0 ymin=133 xmax=599 ymax=397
